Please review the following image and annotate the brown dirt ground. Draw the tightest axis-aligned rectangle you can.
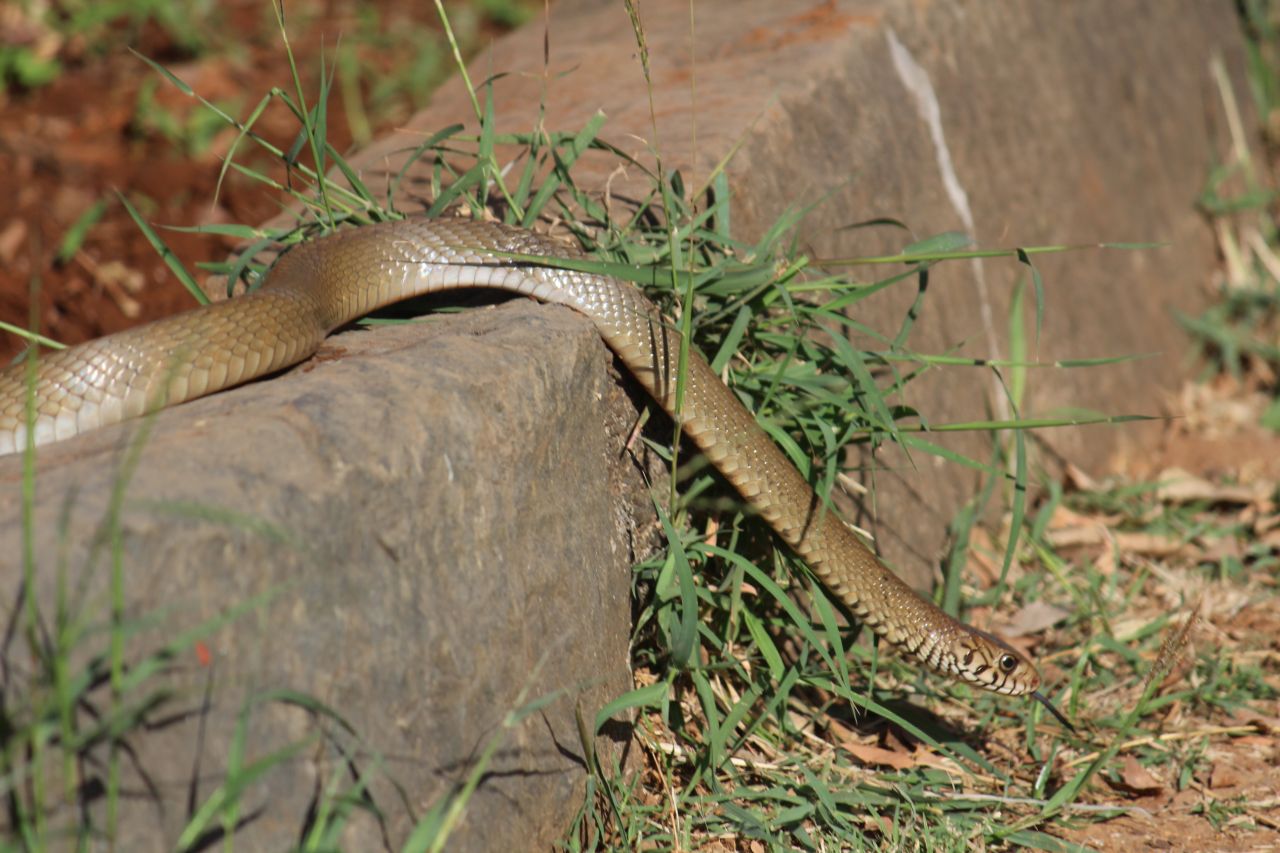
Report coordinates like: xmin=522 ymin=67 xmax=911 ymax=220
xmin=0 ymin=0 xmax=526 ymax=363
xmin=2 ymin=4 xmax=1277 ymax=851
xmin=1057 ymin=380 xmax=1280 ymax=853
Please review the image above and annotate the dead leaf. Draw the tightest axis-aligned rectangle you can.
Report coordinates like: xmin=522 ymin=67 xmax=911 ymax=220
xmin=633 ymin=667 xmax=658 ymax=689
xmin=1003 ymin=600 xmax=1071 ymax=638
xmin=841 ymin=741 xmax=915 ymax=771
xmin=1253 ymin=502 xmax=1280 ymax=534
xmin=1209 ymin=763 xmax=1242 ymax=790
xmin=1093 ymin=545 xmax=1119 ymax=576
xmin=0 ymin=219 xmax=27 ymax=265
xmin=1113 ymin=755 xmax=1165 ymax=796
xmin=1225 ymin=708 xmax=1280 ymax=735
xmin=1064 ymin=462 xmax=1100 ymax=492
xmin=1114 ymin=532 xmax=1184 ymax=556
xmin=965 ymin=554 xmax=999 ymax=587
xmin=1045 ymin=527 xmax=1183 ymax=557
xmin=860 ymin=815 xmax=895 ymax=836
xmin=1156 ymin=467 xmax=1270 ymax=505
xmin=1045 ymin=525 xmax=1106 ymax=549
xmin=1047 ymin=503 xmax=1121 ymax=530
xmin=1198 ymin=534 xmax=1243 ymax=564
xmin=703 ymin=516 xmax=719 ymax=548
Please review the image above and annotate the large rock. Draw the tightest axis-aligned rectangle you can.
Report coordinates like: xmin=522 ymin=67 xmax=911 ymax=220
xmin=0 ymin=0 xmax=1253 ymax=848
xmin=344 ymin=0 xmax=1246 ymax=587
xmin=0 ymin=305 xmax=648 ymax=849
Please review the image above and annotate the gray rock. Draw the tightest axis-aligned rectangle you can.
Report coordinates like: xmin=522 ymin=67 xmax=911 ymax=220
xmin=341 ymin=0 xmax=1248 ymax=588
xmin=0 ymin=305 xmax=651 ymax=850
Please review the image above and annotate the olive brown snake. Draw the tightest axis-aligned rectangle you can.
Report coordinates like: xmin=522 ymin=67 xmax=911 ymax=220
xmin=0 ymin=217 xmax=1071 ymax=727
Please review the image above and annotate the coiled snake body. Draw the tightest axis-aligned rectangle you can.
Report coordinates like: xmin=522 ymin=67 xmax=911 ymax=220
xmin=0 ymin=217 xmax=1068 ymax=721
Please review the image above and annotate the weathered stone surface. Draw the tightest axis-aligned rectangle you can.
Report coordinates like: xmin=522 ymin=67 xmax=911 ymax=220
xmin=336 ymin=0 xmax=1247 ymax=588
xmin=0 ymin=305 xmax=644 ymax=849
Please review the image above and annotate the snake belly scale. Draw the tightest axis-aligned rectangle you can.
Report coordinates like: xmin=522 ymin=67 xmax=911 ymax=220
xmin=0 ymin=217 xmax=1069 ymax=721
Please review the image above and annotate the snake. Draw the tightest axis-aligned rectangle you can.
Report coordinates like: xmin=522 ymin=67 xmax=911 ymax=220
xmin=0 ymin=216 xmax=1071 ymax=727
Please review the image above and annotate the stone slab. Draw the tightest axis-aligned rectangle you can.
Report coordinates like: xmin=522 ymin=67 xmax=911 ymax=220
xmin=0 ymin=304 xmax=646 ymax=849
xmin=337 ymin=0 xmax=1247 ymax=587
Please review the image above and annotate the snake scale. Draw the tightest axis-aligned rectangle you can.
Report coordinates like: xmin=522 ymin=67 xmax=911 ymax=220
xmin=0 ymin=217 xmax=1069 ymax=725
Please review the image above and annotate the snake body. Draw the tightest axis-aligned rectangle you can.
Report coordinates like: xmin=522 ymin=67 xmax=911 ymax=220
xmin=0 ymin=217 xmax=1065 ymax=711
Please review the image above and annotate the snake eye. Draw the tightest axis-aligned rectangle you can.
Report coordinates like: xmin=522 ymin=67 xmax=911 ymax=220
xmin=998 ymin=654 xmax=1018 ymax=673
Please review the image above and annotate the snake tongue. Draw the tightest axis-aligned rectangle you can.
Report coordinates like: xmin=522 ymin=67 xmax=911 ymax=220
xmin=1032 ymin=691 xmax=1076 ymax=732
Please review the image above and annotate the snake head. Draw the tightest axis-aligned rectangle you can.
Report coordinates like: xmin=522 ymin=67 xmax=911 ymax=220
xmin=951 ymin=628 xmax=1041 ymax=696
xmin=950 ymin=629 xmax=1076 ymax=730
